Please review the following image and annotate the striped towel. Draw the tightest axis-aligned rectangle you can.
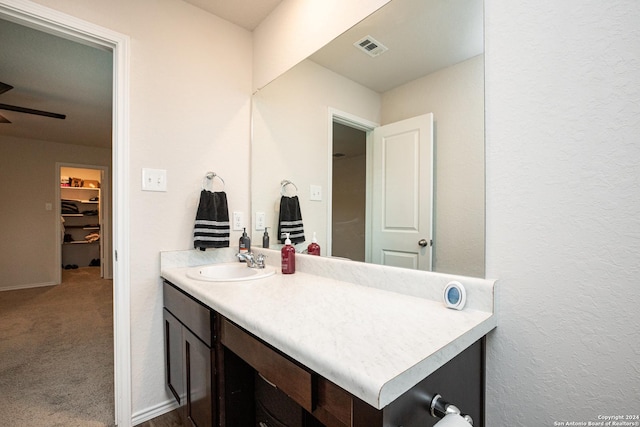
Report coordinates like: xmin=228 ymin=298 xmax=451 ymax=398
xmin=278 ymin=195 xmax=305 ymax=244
xmin=194 ymin=190 xmax=230 ymax=250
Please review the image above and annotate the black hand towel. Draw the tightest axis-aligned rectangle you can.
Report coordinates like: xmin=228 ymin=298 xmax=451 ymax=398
xmin=194 ymin=190 xmax=230 ymax=250
xmin=278 ymin=195 xmax=305 ymax=244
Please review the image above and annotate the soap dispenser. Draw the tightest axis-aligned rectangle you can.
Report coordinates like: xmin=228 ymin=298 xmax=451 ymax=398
xmin=281 ymin=233 xmax=296 ymax=274
xmin=262 ymin=227 xmax=270 ymax=249
xmin=239 ymin=227 xmax=250 ymax=261
xmin=307 ymin=232 xmax=321 ymax=256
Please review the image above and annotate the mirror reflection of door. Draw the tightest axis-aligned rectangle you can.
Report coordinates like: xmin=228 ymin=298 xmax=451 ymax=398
xmin=371 ymin=113 xmax=434 ymax=271
xmin=331 ymin=113 xmax=434 ymax=270
xmin=331 ymin=122 xmax=367 ymax=261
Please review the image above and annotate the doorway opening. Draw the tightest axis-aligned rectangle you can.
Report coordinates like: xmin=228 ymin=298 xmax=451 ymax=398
xmin=331 ymin=122 xmax=367 ymax=261
xmin=328 ymin=109 xmax=377 ymax=261
xmin=0 ymin=1 xmax=131 ymax=425
xmin=58 ymin=164 xmax=111 ymax=281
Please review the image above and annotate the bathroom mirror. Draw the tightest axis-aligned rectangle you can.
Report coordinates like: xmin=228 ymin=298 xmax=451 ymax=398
xmin=251 ymin=0 xmax=485 ymax=277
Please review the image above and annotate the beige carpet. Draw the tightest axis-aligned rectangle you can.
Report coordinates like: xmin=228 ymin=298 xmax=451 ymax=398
xmin=0 ymin=268 xmax=114 ymax=426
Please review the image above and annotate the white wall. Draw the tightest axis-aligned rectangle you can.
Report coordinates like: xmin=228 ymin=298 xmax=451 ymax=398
xmin=23 ymin=0 xmax=253 ymax=418
xmin=382 ymin=55 xmax=485 ymax=277
xmin=252 ymin=59 xmax=381 ymax=250
xmin=0 ymin=136 xmax=110 ymax=289
xmin=485 ymin=0 xmax=640 ymax=423
xmin=253 ymin=0 xmax=391 ymax=91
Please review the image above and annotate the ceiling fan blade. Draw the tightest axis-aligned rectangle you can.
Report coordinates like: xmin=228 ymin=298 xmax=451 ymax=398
xmin=0 ymin=103 xmax=66 ymax=120
xmin=0 ymin=82 xmax=14 ymax=95
xmin=0 ymin=113 xmax=10 ymax=123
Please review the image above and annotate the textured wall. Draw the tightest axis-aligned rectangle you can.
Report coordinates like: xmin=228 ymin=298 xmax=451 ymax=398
xmin=485 ymin=0 xmax=640 ymax=424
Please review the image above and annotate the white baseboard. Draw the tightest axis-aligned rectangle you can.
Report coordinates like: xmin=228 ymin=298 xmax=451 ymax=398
xmin=0 ymin=281 xmax=57 ymax=292
xmin=131 ymin=398 xmax=180 ymax=426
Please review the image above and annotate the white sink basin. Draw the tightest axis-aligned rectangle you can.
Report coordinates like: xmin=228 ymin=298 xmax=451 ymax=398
xmin=186 ymin=262 xmax=276 ymax=282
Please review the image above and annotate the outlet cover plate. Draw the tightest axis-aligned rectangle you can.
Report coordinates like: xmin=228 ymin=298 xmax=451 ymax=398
xmin=255 ymin=212 xmax=266 ymax=230
xmin=233 ymin=211 xmax=244 ymax=231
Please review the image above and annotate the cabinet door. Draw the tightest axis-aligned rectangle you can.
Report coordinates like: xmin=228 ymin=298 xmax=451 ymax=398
xmin=184 ymin=328 xmax=215 ymax=427
xmin=163 ymin=309 xmax=183 ymax=404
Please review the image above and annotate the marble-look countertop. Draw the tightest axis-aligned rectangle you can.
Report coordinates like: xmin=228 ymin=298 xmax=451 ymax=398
xmin=160 ymin=248 xmax=497 ymax=409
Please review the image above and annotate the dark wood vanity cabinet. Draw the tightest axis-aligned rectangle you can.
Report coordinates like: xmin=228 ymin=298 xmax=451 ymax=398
xmin=163 ymin=280 xmax=484 ymax=427
xmin=220 ymin=316 xmax=485 ymax=427
xmin=163 ymin=309 xmax=184 ymax=405
xmin=163 ymin=282 xmax=216 ymax=427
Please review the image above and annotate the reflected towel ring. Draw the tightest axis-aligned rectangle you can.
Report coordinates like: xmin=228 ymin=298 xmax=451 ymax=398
xmin=202 ymin=172 xmax=225 ymax=191
xmin=280 ymin=180 xmax=298 ymax=196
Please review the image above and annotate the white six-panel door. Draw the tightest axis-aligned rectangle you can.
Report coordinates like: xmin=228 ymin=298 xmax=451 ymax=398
xmin=370 ymin=113 xmax=434 ymax=270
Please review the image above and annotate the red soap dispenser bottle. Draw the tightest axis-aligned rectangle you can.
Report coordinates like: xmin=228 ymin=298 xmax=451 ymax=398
xmin=307 ymin=232 xmax=321 ymax=256
xmin=281 ymin=233 xmax=296 ymax=274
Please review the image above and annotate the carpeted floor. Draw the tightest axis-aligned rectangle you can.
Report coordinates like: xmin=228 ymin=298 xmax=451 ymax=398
xmin=0 ymin=267 xmax=115 ymax=426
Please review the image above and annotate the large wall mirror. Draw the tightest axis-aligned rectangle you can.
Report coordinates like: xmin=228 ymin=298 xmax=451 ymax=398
xmin=251 ymin=0 xmax=485 ymax=277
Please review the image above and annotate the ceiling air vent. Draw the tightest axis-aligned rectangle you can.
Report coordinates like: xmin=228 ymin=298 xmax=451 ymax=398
xmin=354 ymin=35 xmax=388 ymax=57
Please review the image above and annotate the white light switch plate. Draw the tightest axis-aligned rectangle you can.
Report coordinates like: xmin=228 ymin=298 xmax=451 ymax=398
xmin=310 ymin=185 xmax=322 ymax=201
xmin=142 ymin=168 xmax=167 ymax=192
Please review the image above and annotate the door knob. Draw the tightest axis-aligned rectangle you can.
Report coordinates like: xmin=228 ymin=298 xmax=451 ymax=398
xmin=418 ymin=239 xmax=429 ymax=247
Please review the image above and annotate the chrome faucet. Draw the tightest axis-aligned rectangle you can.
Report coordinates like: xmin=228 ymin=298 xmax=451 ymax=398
xmin=236 ymin=252 xmax=266 ymax=269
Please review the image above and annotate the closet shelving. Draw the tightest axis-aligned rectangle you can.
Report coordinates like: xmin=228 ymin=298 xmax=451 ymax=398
xmin=61 ymin=186 xmax=101 ymax=266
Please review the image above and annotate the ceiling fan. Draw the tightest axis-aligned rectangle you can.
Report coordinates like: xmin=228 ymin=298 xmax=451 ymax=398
xmin=0 ymin=81 xmax=66 ymax=123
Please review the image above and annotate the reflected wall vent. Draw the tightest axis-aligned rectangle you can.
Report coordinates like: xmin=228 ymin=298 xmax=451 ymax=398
xmin=354 ymin=35 xmax=388 ymax=57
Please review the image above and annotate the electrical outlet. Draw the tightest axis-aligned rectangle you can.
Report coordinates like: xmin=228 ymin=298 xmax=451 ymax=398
xmin=255 ymin=212 xmax=266 ymax=230
xmin=233 ymin=211 xmax=244 ymax=231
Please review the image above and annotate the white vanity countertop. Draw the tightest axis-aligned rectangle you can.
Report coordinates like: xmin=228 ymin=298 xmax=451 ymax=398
xmin=161 ymin=250 xmax=497 ymax=410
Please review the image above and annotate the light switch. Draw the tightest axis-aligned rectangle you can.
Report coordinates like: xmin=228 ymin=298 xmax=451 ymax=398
xmin=310 ymin=185 xmax=322 ymax=201
xmin=142 ymin=168 xmax=167 ymax=192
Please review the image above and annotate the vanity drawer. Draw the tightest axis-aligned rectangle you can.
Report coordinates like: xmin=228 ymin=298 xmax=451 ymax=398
xmin=163 ymin=281 xmax=214 ymax=346
xmin=220 ymin=318 xmax=313 ymax=413
xmin=313 ymin=378 xmax=382 ymax=427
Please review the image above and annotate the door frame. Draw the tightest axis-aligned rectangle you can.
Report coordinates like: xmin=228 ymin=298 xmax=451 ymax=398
xmin=0 ymin=1 xmax=132 ymax=425
xmin=327 ymin=108 xmax=378 ymax=259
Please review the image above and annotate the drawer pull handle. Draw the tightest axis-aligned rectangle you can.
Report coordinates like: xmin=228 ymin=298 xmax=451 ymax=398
xmin=258 ymin=372 xmax=278 ymax=389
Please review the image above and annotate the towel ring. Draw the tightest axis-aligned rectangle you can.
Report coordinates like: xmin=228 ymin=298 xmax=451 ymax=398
xmin=280 ymin=180 xmax=298 ymax=196
xmin=202 ymin=172 xmax=225 ymax=191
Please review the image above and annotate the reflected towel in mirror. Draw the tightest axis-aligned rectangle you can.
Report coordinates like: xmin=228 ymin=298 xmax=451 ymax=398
xmin=278 ymin=195 xmax=305 ymax=244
